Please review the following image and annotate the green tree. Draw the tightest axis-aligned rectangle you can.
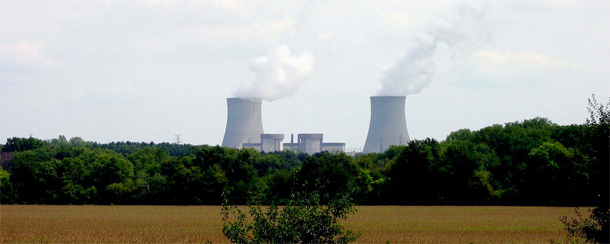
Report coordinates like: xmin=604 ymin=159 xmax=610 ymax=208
xmin=260 ymin=169 xmax=295 ymax=204
xmin=555 ymin=95 xmax=609 ymax=244
xmin=295 ymin=152 xmax=360 ymax=203
xmin=585 ymin=95 xmax=609 ymax=210
xmin=69 ymin=137 xmax=90 ymax=147
xmin=471 ymin=118 xmax=558 ymax=204
xmin=58 ymin=157 xmax=96 ymax=204
xmin=439 ymin=131 xmax=501 ymax=204
xmin=128 ymin=147 xmax=170 ymax=202
xmin=0 ymin=167 xmax=15 ymax=203
xmin=50 ymin=135 xmax=70 ymax=147
xmin=164 ymin=145 xmax=232 ymax=204
xmin=383 ymin=139 xmax=441 ymax=204
xmin=583 ymin=95 xmax=609 ymax=244
xmin=88 ymin=152 xmax=135 ymax=203
xmin=555 ymin=208 xmax=609 ymax=244
xmin=223 ymin=148 xmax=261 ymax=203
xmin=10 ymin=151 xmax=62 ymax=203
xmin=222 ymin=190 xmax=360 ymax=244
xmin=1 ymin=137 xmax=44 ymax=153
xmin=253 ymin=154 xmax=283 ymax=177
xmin=526 ymin=141 xmax=590 ymax=205
xmin=163 ymin=156 xmax=207 ymax=204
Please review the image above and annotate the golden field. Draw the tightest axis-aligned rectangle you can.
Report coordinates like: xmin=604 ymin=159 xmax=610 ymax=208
xmin=1 ymin=205 xmax=580 ymax=243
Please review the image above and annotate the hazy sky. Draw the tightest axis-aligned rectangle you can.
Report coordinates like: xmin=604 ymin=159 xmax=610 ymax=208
xmin=1 ymin=0 xmax=609 ymax=150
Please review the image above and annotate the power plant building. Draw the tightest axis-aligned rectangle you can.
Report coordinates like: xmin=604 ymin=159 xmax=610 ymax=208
xmin=298 ymin=133 xmax=323 ymax=155
xmin=238 ymin=133 xmax=345 ymax=154
xmin=363 ymin=96 xmax=410 ymax=153
xmin=322 ymin=143 xmax=346 ymax=153
xmin=221 ymin=97 xmax=345 ymax=154
xmin=261 ymin=134 xmax=284 ymax=152
xmin=242 ymin=143 xmax=261 ymax=150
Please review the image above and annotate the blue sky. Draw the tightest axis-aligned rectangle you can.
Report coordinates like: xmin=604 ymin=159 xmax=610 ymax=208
xmin=1 ymin=0 xmax=608 ymax=150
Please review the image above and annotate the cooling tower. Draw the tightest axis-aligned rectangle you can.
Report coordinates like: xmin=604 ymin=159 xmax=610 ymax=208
xmin=221 ymin=98 xmax=264 ymax=149
xmin=363 ymin=96 xmax=410 ymax=153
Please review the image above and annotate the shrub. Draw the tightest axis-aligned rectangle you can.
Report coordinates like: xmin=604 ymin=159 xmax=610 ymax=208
xmin=221 ymin=190 xmax=360 ymax=244
xmin=552 ymin=207 xmax=609 ymax=244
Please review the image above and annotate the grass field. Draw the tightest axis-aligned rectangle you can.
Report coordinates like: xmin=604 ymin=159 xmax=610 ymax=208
xmin=1 ymin=205 xmax=580 ymax=243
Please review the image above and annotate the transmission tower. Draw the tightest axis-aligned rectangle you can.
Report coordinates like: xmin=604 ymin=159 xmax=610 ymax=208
xmin=175 ymin=134 xmax=181 ymax=144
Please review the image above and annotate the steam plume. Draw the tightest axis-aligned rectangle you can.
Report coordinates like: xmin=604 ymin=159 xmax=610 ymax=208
xmin=377 ymin=2 xmax=492 ymax=96
xmin=234 ymin=45 xmax=315 ymax=101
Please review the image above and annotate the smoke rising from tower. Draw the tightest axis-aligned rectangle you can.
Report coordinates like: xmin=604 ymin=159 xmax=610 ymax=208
xmin=377 ymin=2 xmax=492 ymax=96
xmin=234 ymin=45 xmax=315 ymax=101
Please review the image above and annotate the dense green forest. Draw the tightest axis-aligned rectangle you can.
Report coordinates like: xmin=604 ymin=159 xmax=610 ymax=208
xmin=1 ymin=113 xmax=607 ymax=206
xmin=0 ymin=97 xmax=608 ymax=206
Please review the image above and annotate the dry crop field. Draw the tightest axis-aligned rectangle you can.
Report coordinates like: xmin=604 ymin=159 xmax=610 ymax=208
xmin=1 ymin=205 xmax=579 ymax=243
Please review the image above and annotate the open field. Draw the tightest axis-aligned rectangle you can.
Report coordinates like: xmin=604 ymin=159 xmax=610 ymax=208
xmin=1 ymin=205 xmax=581 ymax=243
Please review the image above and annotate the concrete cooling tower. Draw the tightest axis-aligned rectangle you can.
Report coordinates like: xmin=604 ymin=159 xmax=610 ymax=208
xmin=221 ymin=98 xmax=264 ymax=149
xmin=363 ymin=96 xmax=410 ymax=153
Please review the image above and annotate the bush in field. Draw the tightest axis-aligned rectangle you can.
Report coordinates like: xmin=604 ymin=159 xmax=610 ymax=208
xmin=553 ymin=95 xmax=610 ymax=244
xmin=221 ymin=190 xmax=360 ymax=244
xmin=552 ymin=208 xmax=609 ymax=244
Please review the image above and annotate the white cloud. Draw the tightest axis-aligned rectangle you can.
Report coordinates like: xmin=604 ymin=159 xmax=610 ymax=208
xmin=251 ymin=18 xmax=296 ymax=40
xmin=204 ymin=0 xmax=247 ymax=14
xmin=139 ymin=0 xmax=248 ymax=15
xmin=0 ymin=41 xmax=53 ymax=71
xmin=380 ymin=12 xmax=416 ymax=30
xmin=500 ymin=0 xmax=579 ymax=14
xmin=473 ymin=51 xmax=575 ymax=73
xmin=183 ymin=17 xmax=295 ymax=49
xmin=317 ymin=31 xmax=334 ymax=41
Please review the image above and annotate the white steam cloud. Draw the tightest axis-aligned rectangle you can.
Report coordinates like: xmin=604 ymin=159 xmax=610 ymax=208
xmin=377 ymin=2 xmax=492 ymax=96
xmin=234 ymin=45 xmax=315 ymax=101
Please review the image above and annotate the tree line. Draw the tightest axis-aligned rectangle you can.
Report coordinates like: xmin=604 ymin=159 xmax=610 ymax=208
xmin=1 ymin=114 xmax=606 ymax=207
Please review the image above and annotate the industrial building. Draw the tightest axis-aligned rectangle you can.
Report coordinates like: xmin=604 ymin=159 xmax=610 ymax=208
xmin=297 ymin=133 xmax=323 ymax=154
xmin=261 ymin=134 xmax=284 ymax=152
xmin=242 ymin=133 xmax=345 ymax=154
xmin=322 ymin=143 xmax=346 ymax=153
xmin=363 ymin=96 xmax=410 ymax=153
xmin=221 ymin=97 xmax=346 ymax=154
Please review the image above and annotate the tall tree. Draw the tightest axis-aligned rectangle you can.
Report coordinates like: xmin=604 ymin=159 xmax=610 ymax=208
xmin=383 ymin=139 xmax=441 ymax=204
xmin=1 ymin=137 xmax=44 ymax=153
xmin=585 ymin=95 xmax=610 ymax=210
xmin=296 ymin=152 xmax=360 ymax=203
